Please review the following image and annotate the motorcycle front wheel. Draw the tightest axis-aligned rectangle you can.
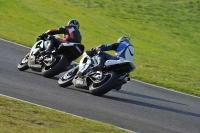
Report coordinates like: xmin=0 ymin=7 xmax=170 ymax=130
xmin=89 ymin=72 xmax=117 ymax=96
xmin=58 ymin=66 xmax=78 ymax=87
xmin=17 ymin=53 xmax=29 ymax=71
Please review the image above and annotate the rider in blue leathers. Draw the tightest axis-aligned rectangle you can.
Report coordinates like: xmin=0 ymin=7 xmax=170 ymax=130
xmin=91 ymin=36 xmax=136 ymax=72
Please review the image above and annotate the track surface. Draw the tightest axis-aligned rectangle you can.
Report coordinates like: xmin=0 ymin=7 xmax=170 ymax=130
xmin=0 ymin=39 xmax=200 ymax=133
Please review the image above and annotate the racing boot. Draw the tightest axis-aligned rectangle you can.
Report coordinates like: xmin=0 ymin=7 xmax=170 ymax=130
xmin=91 ymin=56 xmax=105 ymax=71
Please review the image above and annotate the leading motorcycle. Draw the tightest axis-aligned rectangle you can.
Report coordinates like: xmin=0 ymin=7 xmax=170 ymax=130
xmin=58 ymin=50 xmax=135 ymax=96
xmin=17 ymin=35 xmax=84 ymax=78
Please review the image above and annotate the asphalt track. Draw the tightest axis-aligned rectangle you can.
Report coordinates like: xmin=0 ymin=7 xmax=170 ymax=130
xmin=0 ymin=39 xmax=200 ymax=133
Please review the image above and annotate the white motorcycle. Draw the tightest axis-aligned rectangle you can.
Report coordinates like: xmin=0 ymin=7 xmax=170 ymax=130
xmin=58 ymin=50 xmax=135 ymax=96
xmin=17 ymin=35 xmax=84 ymax=78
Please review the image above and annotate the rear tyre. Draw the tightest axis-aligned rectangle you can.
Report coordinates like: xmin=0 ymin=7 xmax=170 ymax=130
xmin=42 ymin=54 xmax=68 ymax=78
xmin=17 ymin=53 xmax=29 ymax=71
xmin=58 ymin=66 xmax=78 ymax=87
xmin=89 ymin=72 xmax=117 ymax=96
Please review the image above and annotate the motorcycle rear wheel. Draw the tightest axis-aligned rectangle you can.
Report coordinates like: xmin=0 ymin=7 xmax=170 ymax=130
xmin=89 ymin=72 xmax=117 ymax=96
xmin=42 ymin=54 xmax=68 ymax=78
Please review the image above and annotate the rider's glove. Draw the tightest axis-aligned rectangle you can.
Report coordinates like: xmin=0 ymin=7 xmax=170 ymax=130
xmin=90 ymin=48 xmax=97 ymax=55
xmin=90 ymin=47 xmax=102 ymax=55
xmin=36 ymin=32 xmax=48 ymax=41
xmin=41 ymin=32 xmax=48 ymax=38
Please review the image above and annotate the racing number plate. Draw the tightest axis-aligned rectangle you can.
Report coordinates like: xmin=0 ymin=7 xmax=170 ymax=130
xmin=76 ymin=79 xmax=83 ymax=84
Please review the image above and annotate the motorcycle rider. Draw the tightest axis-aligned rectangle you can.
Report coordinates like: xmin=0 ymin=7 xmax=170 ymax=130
xmin=38 ymin=19 xmax=82 ymax=55
xmin=91 ymin=36 xmax=136 ymax=72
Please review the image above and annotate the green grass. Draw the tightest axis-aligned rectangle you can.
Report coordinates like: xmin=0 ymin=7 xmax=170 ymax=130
xmin=0 ymin=0 xmax=200 ymax=132
xmin=0 ymin=96 xmax=130 ymax=133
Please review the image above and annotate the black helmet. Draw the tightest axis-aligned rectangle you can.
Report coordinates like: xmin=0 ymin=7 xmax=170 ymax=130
xmin=117 ymin=36 xmax=130 ymax=44
xmin=67 ymin=19 xmax=80 ymax=29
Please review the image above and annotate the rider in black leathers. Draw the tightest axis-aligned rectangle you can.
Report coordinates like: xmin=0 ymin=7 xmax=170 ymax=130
xmin=38 ymin=19 xmax=82 ymax=55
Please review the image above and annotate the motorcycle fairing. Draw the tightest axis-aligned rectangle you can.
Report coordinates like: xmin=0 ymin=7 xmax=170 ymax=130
xmin=58 ymin=43 xmax=84 ymax=61
xmin=104 ymin=59 xmax=130 ymax=66
xmin=72 ymin=77 xmax=88 ymax=89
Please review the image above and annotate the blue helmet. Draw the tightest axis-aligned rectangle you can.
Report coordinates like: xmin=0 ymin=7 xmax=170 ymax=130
xmin=117 ymin=36 xmax=130 ymax=44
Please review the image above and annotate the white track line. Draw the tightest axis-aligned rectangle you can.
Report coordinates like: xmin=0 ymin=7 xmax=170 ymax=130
xmin=0 ymin=94 xmax=135 ymax=133
xmin=1 ymin=38 xmax=31 ymax=49
xmin=131 ymin=79 xmax=200 ymax=99
xmin=0 ymin=38 xmax=135 ymax=133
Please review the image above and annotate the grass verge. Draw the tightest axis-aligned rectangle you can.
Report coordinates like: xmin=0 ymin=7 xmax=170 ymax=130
xmin=0 ymin=95 xmax=131 ymax=133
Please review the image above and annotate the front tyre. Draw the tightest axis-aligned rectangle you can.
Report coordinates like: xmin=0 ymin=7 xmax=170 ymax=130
xmin=58 ymin=66 xmax=78 ymax=87
xmin=17 ymin=53 xmax=29 ymax=71
xmin=89 ymin=72 xmax=117 ymax=96
xmin=42 ymin=54 xmax=68 ymax=78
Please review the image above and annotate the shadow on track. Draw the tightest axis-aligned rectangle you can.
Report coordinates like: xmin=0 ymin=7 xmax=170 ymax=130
xmin=21 ymin=70 xmax=60 ymax=80
xmin=63 ymin=86 xmax=91 ymax=94
xmin=114 ymin=90 xmax=187 ymax=106
xmin=103 ymin=94 xmax=200 ymax=118
xmin=19 ymin=70 xmax=91 ymax=94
